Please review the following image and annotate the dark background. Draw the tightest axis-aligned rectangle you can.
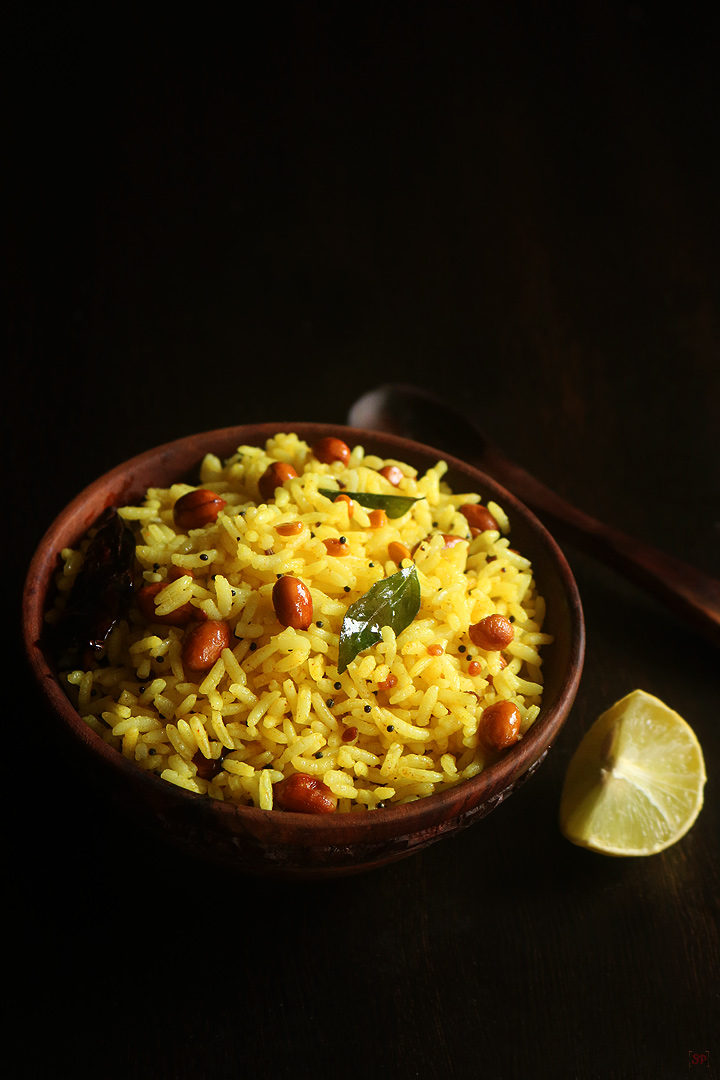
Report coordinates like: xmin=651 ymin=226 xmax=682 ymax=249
xmin=6 ymin=3 xmax=719 ymax=1078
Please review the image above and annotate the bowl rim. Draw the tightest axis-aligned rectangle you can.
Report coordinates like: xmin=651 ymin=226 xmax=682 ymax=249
xmin=22 ymin=421 xmax=585 ymax=841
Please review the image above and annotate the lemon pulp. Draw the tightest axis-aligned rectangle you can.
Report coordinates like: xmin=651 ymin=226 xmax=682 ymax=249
xmin=559 ymin=689 xmax=706 ymax=856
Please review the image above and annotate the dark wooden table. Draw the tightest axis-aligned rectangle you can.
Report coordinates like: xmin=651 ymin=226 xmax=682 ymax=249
xmin=7 ymin=5 xmax=719 ymax=1077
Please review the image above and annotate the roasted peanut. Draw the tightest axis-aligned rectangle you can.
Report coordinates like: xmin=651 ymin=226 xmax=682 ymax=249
xmin=258 ymin=461 xmax=299 ymax=502
xmin=460 ymin=502 xmax=498 ymax=533
xmin=368 ymin=508 xmax=388 ymax=529
xmin=168 ymin=564 xmax=192 ymax=582
xmin=181 ymin=619 xmax=232 ymax=673
xmin=469 ymin=614 xmax=514 ymax=651
xmin=323 ymin=537 xmax=349 ymax=557
xmin=412 ymin=532 xmax=465 ymax=556
xmin=479 ymin=700 xmax=522 ymax=752
xmin=312 ymin=436 xmax=351 ymax=465
xmin=341 ymin=726 xmax=359 ymax=743
xmin=192 ymin=746 xmax=230 ymax=781
xmin=272 ymin=575 xmax=313 ymax=629
xmin=274 ymin=772 xmax=338 ymax=813
xmin=173 ymin=489 xmax=226 ymax=532
xmin=136 ymin=582 xmax=200 ymax=628
xmin=380 ymin=464 xmax=403 ymax=486
xmin=388 ymin=540 xmax=411 ymax=564
xmin=333 ymin=493 xmax=354 ymax=517
xmin=275 ymin=521 xmax=304 ymax=537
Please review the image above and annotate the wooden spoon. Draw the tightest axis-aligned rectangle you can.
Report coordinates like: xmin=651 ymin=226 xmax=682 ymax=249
xmin=348 ymin=383 xmax=720 ymax=649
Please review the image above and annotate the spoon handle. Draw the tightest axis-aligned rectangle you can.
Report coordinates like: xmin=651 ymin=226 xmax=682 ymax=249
xmin=482 ymin=447 xmax=720 ymax=649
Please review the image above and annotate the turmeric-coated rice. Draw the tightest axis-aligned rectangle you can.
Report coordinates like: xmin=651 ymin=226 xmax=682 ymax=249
xmin=47 ymin=433 xmax=553 ymax=812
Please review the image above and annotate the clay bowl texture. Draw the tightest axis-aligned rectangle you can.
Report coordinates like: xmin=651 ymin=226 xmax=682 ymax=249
xmin=23 ymin=422 xmax=585 ymax=878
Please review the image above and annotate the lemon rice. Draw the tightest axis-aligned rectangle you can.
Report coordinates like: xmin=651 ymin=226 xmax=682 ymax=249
xmin=47 ymin=432 xmax=553 ymax=812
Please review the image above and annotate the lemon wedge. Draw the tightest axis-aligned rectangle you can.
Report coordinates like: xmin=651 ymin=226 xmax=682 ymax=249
xmin=559 ymin=689 xmax=706 ymax=856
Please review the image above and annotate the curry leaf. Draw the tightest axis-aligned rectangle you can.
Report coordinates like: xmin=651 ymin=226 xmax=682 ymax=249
xmin=319 ymin=488 xmax=423 ymax=519
xmin=337 ymin=565 xmax=421 ymax=674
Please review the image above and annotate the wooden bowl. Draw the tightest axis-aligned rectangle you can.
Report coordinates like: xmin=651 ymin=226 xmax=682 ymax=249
xmin=23 ymin=422 xmax=585 ymax=877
